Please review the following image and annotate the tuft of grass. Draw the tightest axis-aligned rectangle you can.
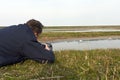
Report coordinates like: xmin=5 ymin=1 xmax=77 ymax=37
xmin=0 ymin=49 xmax=120 ymax=80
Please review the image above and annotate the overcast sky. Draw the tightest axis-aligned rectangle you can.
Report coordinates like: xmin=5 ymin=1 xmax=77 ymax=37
xmin=0 ymin=0 xmax=120 ymax=26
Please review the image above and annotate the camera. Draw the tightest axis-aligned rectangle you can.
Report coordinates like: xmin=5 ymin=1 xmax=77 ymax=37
xmin=42 ymin=43 xmax=53 ymax=50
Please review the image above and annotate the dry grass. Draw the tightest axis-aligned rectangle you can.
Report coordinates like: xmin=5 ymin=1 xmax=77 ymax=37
xmin=0 ymin=49 xmax=120 ymax=80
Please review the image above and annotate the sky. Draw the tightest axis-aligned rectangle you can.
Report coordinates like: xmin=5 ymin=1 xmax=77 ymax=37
xmin=0 ymin=0 xmax=120 ymax=26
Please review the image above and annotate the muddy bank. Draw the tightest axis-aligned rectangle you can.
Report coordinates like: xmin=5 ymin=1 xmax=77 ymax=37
xmin=41 ymin=36 xmax=120 ymax=43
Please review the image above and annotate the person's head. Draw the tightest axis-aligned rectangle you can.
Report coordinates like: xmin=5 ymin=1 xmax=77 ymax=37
xmin=26 ymin=19 xmax=44 ymax=38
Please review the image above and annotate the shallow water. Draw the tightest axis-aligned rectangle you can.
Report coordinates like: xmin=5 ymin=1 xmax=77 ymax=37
xmin=51 ymin=38 xmax=120 ymax=51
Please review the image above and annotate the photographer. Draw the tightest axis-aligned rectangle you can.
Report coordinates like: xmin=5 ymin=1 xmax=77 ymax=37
xmin=0 ymin=19 xmax=55 ymax=67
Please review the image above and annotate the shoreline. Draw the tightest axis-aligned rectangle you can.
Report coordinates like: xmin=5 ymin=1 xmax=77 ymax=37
xmin=44 ymin=36 xmax=120 ymax=43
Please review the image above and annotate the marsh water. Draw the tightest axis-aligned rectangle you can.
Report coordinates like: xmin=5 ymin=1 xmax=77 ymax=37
xmin=51 ymin=38 xmax=120 ymax=51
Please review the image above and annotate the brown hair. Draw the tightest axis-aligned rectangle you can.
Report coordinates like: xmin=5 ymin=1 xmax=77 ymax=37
xmin=26 ymin=19 xmax=44 ymax=34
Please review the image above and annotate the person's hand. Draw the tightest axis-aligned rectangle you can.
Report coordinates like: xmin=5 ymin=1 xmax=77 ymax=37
xmin=45 ymin=44 xmax=50 ymax=50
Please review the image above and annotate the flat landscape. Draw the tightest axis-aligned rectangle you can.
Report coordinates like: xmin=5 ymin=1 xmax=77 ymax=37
xmin=0 ymin=26 xmax=120 ymax=80
xmin=43 ymin=25 xmax=120 ymax=32
xmin=40 ymin=26 xmax=120 ymax=42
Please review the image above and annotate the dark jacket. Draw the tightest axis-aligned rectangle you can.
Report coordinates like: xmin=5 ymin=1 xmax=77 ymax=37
xmin=0 ymin=24 xmax=55 ymax=67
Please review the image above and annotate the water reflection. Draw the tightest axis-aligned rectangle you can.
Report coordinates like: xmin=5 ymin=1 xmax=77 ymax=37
xmin=52 ymin=38 xmax=120 ymax=51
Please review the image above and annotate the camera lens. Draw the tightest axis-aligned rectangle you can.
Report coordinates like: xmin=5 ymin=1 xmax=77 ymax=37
xmin=46 ymin=43 xmax=52 ymax=50
xmin=41 ymin=43 xmax=53 ymax=50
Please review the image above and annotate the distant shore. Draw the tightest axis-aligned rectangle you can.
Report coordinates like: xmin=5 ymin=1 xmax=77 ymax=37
xmin=39 ymin=31 xmax=120 ymax=42
xmin=47 ymin=36 xmax=120 ymax=42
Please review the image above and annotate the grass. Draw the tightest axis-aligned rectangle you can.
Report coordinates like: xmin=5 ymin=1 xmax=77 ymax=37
xmin=0 ymin=49 xmax=120 ymax=80
xmin=39 ymin=32 xmax=120 ymax=42
xmin=40 ymin=26 xmax=120 ymax=42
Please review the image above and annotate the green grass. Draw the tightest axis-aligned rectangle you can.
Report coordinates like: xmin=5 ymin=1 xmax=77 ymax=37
xmin=0 ymin=49 xmax=120 ymax=80
xmin=39 ymin=32 xmax=120 ymax=41
xmin=41 ymin=32 xmax=120 ymax=37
